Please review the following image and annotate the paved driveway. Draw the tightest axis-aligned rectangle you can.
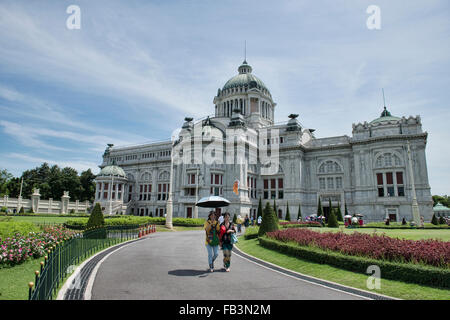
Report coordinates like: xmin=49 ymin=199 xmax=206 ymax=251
xmin=90 ymin=230 xmax=365 ymax=300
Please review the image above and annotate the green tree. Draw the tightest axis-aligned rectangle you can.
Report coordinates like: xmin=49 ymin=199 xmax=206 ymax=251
xmin=79 ymin=169 xmax=96 ymax=202
xmin=336 ymin=202 xmax=343 ymax=222
xmin=345 ymin=203 xmax=349 ymax=216
xmin=439 ymin=215 xmax=446 ymax=225
xmin=317 ymin=198 xmax=323 ymax=217
xmin=258 ymin=202 xmax=279 ymax=237
xmin=273 ymin=198 xmax=278 ymax=221
xmin=431 ymin=213 xmax=438 ymax=225
xmin=233 ymin=213 xmax=237 ymax=224
xmin=285 ymin=202 xmax=291 ymax=221
xmin=297 ymin=204 xmax=302 ymax=221
xmin=257 ymin=198 xmax=263 ymax=218
xmin=328 ymin=199 xmax=332 ymax=220
xmin=327 ymin=209 xmax=339 ymax=228
xmin=0 ymin=169 xmax=13 ymax=196
xmin=87 ymin=203 xmax=105 ymax=229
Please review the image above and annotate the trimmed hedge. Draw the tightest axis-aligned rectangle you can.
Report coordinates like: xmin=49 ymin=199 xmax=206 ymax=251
xmin=258 ymin=236 xmax=450 ymax=289
xmin=243 ymin=226 xmax=259 ymax=240
xmin=64 ymin=216 xmax=205 ymax=229
xmin=281 ymin=223 xmax=322 ymax=229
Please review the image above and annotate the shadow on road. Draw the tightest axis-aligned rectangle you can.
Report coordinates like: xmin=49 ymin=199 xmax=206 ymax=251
xmin=168 ymin=269 xmax=225 ymax=277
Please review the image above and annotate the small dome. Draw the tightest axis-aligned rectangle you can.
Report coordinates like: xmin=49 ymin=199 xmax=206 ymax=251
xmin=370 ymin=107 xmax=401 ymax=124
xmin=222 ymin=61 xmax=270 ymax=94
xmin=98 ymin=165 xmax=126 ymax=178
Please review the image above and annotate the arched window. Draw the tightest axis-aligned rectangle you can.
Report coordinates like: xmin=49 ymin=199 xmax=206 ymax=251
xmin=318 ymin=160 xmax=342 ymax=174
xmin=375 ymin=153 xmax=402 ymax=168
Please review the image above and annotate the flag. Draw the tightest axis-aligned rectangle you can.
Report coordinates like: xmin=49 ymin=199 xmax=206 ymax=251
xmin=233 ymin=180 xmax=239 ymax=195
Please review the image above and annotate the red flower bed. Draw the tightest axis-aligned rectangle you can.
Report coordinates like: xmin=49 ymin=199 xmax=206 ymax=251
xmin=266 ymin=228 xmax=450 ymax=268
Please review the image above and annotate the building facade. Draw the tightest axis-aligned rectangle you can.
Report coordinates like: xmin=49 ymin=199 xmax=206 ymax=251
xmin=94 ymin=60 xmax=433 ymax=223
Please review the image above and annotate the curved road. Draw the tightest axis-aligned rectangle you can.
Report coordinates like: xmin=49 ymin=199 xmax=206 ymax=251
xmin=90 ymin=230 xmax=365 ymax=300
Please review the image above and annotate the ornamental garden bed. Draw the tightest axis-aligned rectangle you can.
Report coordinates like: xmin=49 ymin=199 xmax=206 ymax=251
xmin=259 ymin=228 xmax=450 ymax=288
xmin=0 ymin=225 xmax=77 ymax=267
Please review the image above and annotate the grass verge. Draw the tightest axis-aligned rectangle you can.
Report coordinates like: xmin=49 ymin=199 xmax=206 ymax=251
xmin=235 ymin=237 xmax=450 ymax=300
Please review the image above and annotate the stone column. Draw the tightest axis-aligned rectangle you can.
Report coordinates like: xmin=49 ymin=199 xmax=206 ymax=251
xmin=61 ymin=191 xmax=70 ymax=214
xmin=75 ymin=200 xmax=79 ymax=213
xmin=31 ymin=188 xmax=41 ymax=213
xmin=48 ymin=198 xmax=53 ymax=214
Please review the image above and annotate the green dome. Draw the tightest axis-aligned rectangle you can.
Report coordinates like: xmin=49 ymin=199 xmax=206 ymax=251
xmin=370 ymin=107 xmax=401 ymax=124
xmin=222 ymin=61 xmax=270 ymax=93
xmin=98 ymin=165 xmax=126 ymax=178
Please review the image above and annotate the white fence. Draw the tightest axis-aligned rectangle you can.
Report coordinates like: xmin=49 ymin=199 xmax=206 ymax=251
xmin=2 ymin=190 xmax=91 ymax=214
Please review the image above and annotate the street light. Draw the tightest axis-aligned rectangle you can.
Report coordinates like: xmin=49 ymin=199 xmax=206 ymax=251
xmin=165 ymin=144 xmax=174 ymax=229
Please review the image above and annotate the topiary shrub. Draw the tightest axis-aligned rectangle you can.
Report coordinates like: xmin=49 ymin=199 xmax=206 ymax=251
xmin=19 ymin=207 xmax=24 ymax=214
xmin=86 ymin=203 xmax=105 ymax=229
xmin=258 ymin=202 xmax=279 ymax=237
xmin=285 ymin=202 xmax=291 ymax=222
xmin=297 ymin=204 xmax=302 ymax=221
xmin=233 ymin=213 xmax=237 ymax=224
xmin=402 ymin=217 xmax=407 ymax=225
xmin=431 ymin=214 xmax=439 ymax=225
xmin=327 ymin=209 xmax=339 ymax=228
xmin=439 ymin=216 xmax=446 ymax=225
xmin=336 ymin=203 xmax=343 ymax=222
xmin=257 ymin=198 xmax=263 ymax=218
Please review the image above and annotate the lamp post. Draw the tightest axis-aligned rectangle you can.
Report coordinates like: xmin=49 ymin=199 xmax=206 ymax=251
xmin=194 ymin=167 xmax=200 ymax=219
xmin=165 ymin=144 xmax=174 ymax=229
xmin=109 ymin=175 xmax=114 ymax=215
xmin=407 ymin=141 xmax=421 ymax=225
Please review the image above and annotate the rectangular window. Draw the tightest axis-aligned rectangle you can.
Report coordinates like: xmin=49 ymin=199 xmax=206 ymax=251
xmin=327 ymin=177 xmax=334 ymax=189
xmin=264 ymin=179 xmax=268 ymax=189
xmin=319 ymin=178 xmax=326 ymax=190
xmin=378 ymin=188 xmax=384 ymax=197
xmin=387 ymin=186 xmax=395 ymax=197
xmin=271 ymin=191 xmax=276 ymax=199
xmin=278 ymin=178 xmax=283 ymax=189
xmin=386 ymin=172 xmax=393 ymax=185
xmin=396 ymin=172 xmax=403 ymax=185
xmin=278 ymin=190 xmax=284 ymax=199
xmin=335 ymin=177 xmax=342 ymax=189
xmin=376 ymin=173 xmax=383 ymax=185
xmin=398 ymin=187 xmax=405 ymax=197
xmin=264 ymin=191 xmax=269 ymax=199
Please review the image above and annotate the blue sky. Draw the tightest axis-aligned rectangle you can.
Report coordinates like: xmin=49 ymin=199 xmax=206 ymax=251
xmin=0 ymin=0 xmax=449 ymax=194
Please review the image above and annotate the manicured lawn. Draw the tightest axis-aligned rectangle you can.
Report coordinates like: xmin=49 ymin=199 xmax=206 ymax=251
xmin=9 ymin=216 xmax=78 ymax=224
xmin=235 ymin=237 xmax=450 ymax=300
xmin=308 ymin=226 xmax=450 ymax=241
xmin=0 ymin=257 xmax=43 ymax=300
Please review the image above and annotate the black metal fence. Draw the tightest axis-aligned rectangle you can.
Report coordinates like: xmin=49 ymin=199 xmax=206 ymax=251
xmin=28 ymin=224 xmax=155 ymax=300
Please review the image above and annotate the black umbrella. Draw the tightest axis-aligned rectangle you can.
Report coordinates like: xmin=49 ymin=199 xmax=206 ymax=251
xmin=195 ymin=196 xmax=230 ymax=208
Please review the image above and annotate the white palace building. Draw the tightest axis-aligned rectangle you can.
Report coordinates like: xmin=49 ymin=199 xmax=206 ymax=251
xmin=94 ymin=60 xmax=433 ymax=223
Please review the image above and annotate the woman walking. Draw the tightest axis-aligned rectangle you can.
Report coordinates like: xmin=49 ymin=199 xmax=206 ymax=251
xmin=204 ymin=211 xmax=221 ymax=272
xmin=219 ymin=212 xmax=236 ymax=272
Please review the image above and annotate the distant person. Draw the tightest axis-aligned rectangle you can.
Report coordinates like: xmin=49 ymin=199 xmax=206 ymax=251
xmin=244 ymin=215 xmax=250 ymax=228
xmin=257 ymin=215 xmax=262 ymax=226
xmin=236 ymin=215 xmax=242 ymax=233
xmin=204 ymin=211 xmax=220 ymax=272
xmin=218 ymin=213 xmax=224 ymax=225
xmin=219 ymin=212 xmax=236 ymax=272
